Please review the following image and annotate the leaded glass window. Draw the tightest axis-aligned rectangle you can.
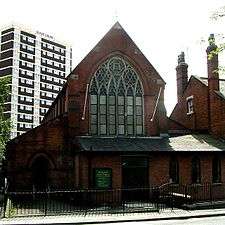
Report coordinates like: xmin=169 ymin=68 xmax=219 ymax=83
xmin=89 ymin=56 xmax=144 ymax=136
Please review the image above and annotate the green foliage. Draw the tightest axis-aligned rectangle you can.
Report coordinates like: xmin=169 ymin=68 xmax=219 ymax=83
xmin=207 ymin=7 xmax=225 ymax=72
xmin=211 ymin=6 xmax=225 ymax=21
xmin=0 ymin=76 xmax=11 ymax=160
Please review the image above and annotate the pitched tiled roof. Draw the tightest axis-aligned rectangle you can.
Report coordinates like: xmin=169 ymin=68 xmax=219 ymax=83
xmin=77 ymin=134 xmax=225 ymax=152
xmin=192 ymin=75 xmax=225 ymax=97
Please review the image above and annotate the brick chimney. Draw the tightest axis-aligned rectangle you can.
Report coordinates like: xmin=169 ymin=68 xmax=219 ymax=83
xmin=206 ymin=34 xmax=219 ymax=91
xmin=176 ymin=52 xmax=188 ymax=102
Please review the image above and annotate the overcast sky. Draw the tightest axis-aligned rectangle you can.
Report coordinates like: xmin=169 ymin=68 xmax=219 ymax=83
xmin=1 ymin=0 xmax=225 ymax=114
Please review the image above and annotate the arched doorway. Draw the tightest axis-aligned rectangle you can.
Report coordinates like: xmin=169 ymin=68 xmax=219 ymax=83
xmin=31 ymin=156 xmax=49 ymax=191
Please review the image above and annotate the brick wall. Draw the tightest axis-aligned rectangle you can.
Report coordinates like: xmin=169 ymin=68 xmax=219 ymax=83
xmin=65 ymin=25 xmax=167 ymax=137
xmin=170 ymin=77 xmax=209 ymax=132
xmin=7 ymin=116 xmax=75 ymax=190
xmin=74 ymin=152 xmax=225 ymax=189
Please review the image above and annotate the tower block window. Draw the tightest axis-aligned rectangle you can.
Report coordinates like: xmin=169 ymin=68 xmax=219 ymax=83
xmin=89 ymin=56 xmax=144 ymax=136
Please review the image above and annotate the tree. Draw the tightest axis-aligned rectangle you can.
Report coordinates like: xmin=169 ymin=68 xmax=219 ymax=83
xmin=205 ymin=7 xmax=225 ymax=74
xmin=0 ymin=77 xmax=11 ymax=160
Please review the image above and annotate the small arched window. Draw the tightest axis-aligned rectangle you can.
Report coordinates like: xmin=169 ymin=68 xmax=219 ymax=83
xmin=212 ymin=156 xmax=221 ymax=183
xmin=89 ymin=56 xmax=144 ymax=136
xmin=169 ymin=157 xmax=179 ymax=184
xmin=191 ymin=156 xmax=201 ymax=184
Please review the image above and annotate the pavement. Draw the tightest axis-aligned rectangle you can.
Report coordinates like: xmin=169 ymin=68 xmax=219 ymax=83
xmin=1 ymin=208 xmax=225 ymax=225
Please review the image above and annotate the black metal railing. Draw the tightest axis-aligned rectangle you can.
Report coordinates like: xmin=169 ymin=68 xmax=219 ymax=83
xmin=2 ymin=187 xmax=162 ymax=218
xmin=159 ymin=182 xmax=225 ymax=208
xmin=1 ymin=183 xmax=225 ymax=218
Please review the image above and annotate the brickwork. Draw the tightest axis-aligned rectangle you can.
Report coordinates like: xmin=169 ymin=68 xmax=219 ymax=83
xmin=5 ymin=25 xmax=225 ymax=198
xmin=72 ymin=153 xmax=225 ymax=191
xmin=65 ymin=24 xmax=167 ymax=137
xmin=170 ymin=34 xmax=225 ymax=138
xmin=7 ymin=116 xmax=75 ymax=190
xmin=170 ymin=76 xmax=209 ymax=131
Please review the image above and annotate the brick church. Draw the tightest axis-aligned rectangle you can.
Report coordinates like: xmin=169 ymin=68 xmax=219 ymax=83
xmin=6 ymin=23 xmax=225 ymax=194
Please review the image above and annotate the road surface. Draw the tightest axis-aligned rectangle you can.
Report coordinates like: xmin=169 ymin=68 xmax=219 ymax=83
xmin=89 ymin=215 xmax=225 ymax=225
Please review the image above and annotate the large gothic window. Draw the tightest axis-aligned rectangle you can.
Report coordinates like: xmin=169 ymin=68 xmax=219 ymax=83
xmin=89 ymin=56 xmax=144 ymax=136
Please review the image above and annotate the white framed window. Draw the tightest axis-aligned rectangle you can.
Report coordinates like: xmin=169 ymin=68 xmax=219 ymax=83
xmin=27 ymin=63 xmax=33 ymax=68
xmin=25 ymin=115 xmax=32 ymax=120
xmin=55 ymin=54 xmax=60 ymax=59
xmin=22 ymin=35 xmax=27 ymax=41
xmin=25 ymin=123 xmax=31 ymax=128
xmin=26 ymin=97 xmax=33 ymax=102
xmin=27 ymin=54 xmax=33 ymax=60
xmin=26 ymin=88 xmax=33 ymax=94
xmin=186 ymin=96 xmax=194 ymax=115
xmin=25 ymin=105 xmax=32 ymax=111
xmin=20 ymin=78 xmax=25 ymax=83
xmin=27 ymin=71 xmax=33 ymax=76
xmin=26 ymin=80 xmax=33 ymax=85
xmin=48 ymin=52 xmax=53 ymax=57
xmin=46 ymin=76 xmax=51 ymax=81
xmin=27 ymin=46 xmax=34 ymax=51
xmin=46 ymin=101 xmax=52 ymax=106
xmin=41 ymin=108 xmax=45 ymax=113
xmin=28 ymin=37 xmax=34 ymax=43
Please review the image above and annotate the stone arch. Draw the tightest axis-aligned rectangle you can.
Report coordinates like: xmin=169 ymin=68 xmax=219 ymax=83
xmin=28 ymin=153 xmax=55 ymax=190
xmin=28 ymin=152 xmax=55 ymax=169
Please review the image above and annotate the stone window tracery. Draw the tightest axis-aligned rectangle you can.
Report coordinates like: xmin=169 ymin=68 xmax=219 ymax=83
xmin=89 ymin=56 xmax=144 ymax=136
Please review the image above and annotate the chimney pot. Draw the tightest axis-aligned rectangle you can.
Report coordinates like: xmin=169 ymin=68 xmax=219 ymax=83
xmin=206 ymin=34 xmax=219 ymax=91
xmin=176 ymin=52 xmax=188 ymax=102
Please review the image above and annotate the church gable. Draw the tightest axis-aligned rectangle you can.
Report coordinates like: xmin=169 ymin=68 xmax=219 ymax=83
xmin=66 ymin=22 xmax=167 ymax=136
xmin=68 ymin=22 xmax=165 ymax=96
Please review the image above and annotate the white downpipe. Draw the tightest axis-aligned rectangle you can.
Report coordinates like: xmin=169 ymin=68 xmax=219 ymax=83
xmin=81 ymin=83 xmax=89 ymax=120
xmin=150 ymin=87 xmax=162 ymax=122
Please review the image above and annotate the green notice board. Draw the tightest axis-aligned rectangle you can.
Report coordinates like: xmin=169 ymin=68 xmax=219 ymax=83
xmin=94 ymin=168 xmax=112 ymax=189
